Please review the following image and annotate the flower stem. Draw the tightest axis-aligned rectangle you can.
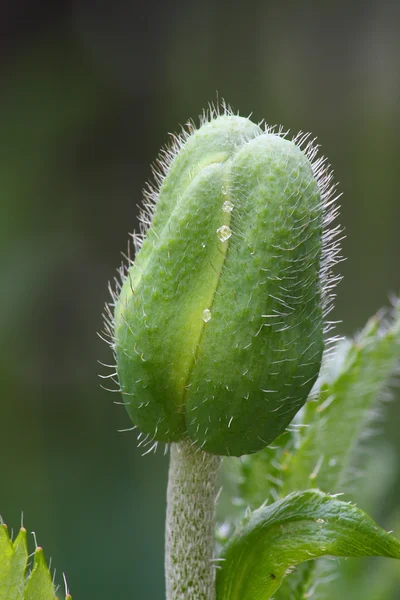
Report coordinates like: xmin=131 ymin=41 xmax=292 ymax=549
xmin=165 ymin=440 xmax=221 ymax=599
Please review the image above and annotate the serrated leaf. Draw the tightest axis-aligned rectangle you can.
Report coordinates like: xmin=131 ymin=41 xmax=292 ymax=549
xmin=216 ymin=489 xmax=400 ymax=600
xmin=225 ymin=429 xmax=295 ymax=511
xmin=281 ymin=302 xmax=400 ymax=495
xmin=24 ymin=548 xmax=57 ymax=600
xmin=300 ymin=445 xmax=400 ymax=600
xmin=0 ymin=524 xmax=14 ymax=570
xmin=221 ymin=301 xmax=400 ymax=519
xmin=314 ymin=508 xmax=400 ymax=600
xmin=219 ymin=301 xmax=400 ymax=600
xmin=0 ymin=521 xmax=70 ymax=600
xmin=0 ymin=525 xmax=28 ymax=600
xmin=217 ymin=431 xmax=296 ymax=551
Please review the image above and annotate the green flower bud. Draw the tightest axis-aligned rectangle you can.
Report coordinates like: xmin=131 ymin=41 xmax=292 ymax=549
xmin=105 ymin=106 xmax=340 ymax=457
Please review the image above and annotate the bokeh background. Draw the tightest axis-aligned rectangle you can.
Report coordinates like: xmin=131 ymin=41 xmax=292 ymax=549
xmin=1 ymin=0 xmax=399 ymax=598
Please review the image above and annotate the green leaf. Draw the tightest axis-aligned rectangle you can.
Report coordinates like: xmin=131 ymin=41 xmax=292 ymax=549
xmin=300 ymin=445 xmax=400 ymax=600
xmin=313 ymin=508 xmax=400 ymax=600
xmin=217 ymin=431 xmax=296 ymax=551
xmin=0 ymin=521 xmax=70 ymax=600
xmin=0 ymin=525 xmax=28 ymax=600
xmin=223 ymin=300 xmax=400 ymax=517
xmin=218 ymin=301 xmax=400 ymax=599
xmin=281 ymin=300 xmax=400 ymax=495
xmin=216 ymin=489 xmax=400 ymax=600
xmin=24 ymin=548 xmax=57 ymax=600
xmin=226 ymin=430 xmax=295 ymax=511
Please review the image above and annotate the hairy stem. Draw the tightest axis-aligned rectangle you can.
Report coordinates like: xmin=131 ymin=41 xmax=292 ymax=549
xmin=165 ymin=440 xmax=221 ymax=600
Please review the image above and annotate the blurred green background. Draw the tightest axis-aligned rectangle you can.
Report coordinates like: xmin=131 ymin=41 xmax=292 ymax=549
xmin=0 ymin=0 xmax=399 ymax=598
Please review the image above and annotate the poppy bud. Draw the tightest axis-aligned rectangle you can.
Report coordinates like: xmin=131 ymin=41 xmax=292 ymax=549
xmin=108 ymin=108 xmax=339 ymax=456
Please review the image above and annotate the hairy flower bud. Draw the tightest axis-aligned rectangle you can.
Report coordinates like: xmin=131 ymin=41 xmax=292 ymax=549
xmin=105 ymin=106 xmax=340 ymax=456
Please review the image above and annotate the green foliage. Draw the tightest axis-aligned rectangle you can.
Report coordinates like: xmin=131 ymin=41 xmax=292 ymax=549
xmin=224 ymin=301 xmax=400 ymax=508
xmin=217 ymin=489 xmax=400 ymax=600
xmin=303 ymin=448 xmax=400 ymax=600
xmin=0 ymin=523 xmax=70 ymax=600
xmin=222 ymin=429 xmax=294 ymax=515
xmin=282 ymin=301 xmax=400 ymax=495
xmin=0 ymin=525 xmax=27 ymax=600
xmin=219 ymin=299 xmax=400 ymax=598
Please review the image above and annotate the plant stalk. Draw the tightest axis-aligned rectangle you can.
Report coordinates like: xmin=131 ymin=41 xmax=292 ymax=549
xmin=165 ymin=440 xmax=221 ymax=600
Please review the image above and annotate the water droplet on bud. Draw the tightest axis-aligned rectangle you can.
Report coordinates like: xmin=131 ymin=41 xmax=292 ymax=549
xmin=221 ymin=186 xmax=228 ymax=195
xmin=202 ymin=309 xmax=212 ymax=323
xmin=217 ymin=225 xmax=232 ymax=242
xmin=222 ymin=200 xmax=234 ymax=213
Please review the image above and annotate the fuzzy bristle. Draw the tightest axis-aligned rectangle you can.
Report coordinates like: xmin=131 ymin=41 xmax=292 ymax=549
xmin=101 ymin=101 xmax=343 ymax=453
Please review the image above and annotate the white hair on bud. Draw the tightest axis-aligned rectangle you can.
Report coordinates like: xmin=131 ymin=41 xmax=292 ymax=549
xmin=101 ymin=100 xmax=343 ymax=453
